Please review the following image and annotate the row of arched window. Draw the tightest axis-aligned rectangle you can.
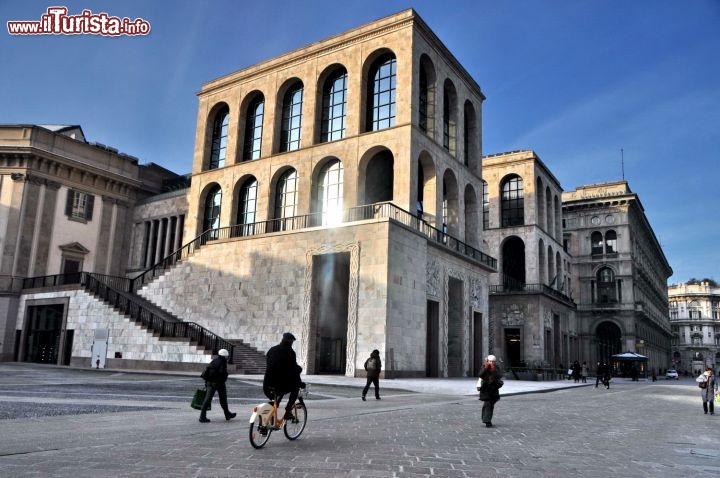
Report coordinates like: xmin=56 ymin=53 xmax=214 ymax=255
xmin=203 ymin=50 xmax=481 ymax=172
xmin=201 ymin=159 xmax=348 ymax=237
xmin=591 ymin=230 xmax=617 ymax=255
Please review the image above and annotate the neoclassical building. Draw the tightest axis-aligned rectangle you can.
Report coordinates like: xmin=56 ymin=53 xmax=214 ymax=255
xmin=0 ymin=124 xmax=182 ymax=363
xmin=562 ymin=181 xmax=673 ymax=374
xmin=482 ymin=150 xmax=576 ymax=371
xmin=668 ymin=280 xmax=720 ymax=375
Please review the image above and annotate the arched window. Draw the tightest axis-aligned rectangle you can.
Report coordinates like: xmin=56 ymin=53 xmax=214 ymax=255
xmin=366 ymin=54 xmax=396 ymax=131
xmin=243 ymin=94 xmax=264 ymax=161
xmin=208 ymin=107 xmax=229 ymax=170
xmin=597 ymin=267 xmax=616 ymax=303
xmin=501 ymin=175 xmax=524 ymax=227
xmin=236 ymin=178 xmax=258 ymax=236
xmin=202 ymin=185 xmax=222 ymax=239
xmin=280 ymin=82 xmax=303 ymax=152
xmin=591 ymin=231 xmax=604 ymax=255
xmin=482 ymin=180 xmax=489 ymax=230
xmin=274 ymin=169 xmax=298 ymax=231
xmin=320 ymin=69 xmax=347 ymax=142
xmin=605 ymin=230 xmax=617 ymax=253
xmin=317 ymin=160 xmax=344 ymax=225
xmin=419 ymin=65 xmax=429 ymax=132
xmin=442 ymin=80 xmax=457 ymax=155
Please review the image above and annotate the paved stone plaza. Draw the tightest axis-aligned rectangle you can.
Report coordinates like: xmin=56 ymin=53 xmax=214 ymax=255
xmin=0 ymin=363 xmax=718 ymax=477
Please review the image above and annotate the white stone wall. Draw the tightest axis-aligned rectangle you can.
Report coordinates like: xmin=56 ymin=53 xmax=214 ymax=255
xmin=17 ymin=290 xmax=210 ymax=364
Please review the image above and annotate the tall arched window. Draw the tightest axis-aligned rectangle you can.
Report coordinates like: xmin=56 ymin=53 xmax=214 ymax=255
xmin=280 ymin=82 xmax=303 ymax=152
xmin=501 ymin=175 xmax=524 ymax=227
xmin=243 ymin=94 xmax=264 ymax=161
xmin=442 ymin=80 xmax=457 ymax=155
xmin=274 ymin=169 xmax=298 ymax=231
xmin=317 ymin=160 xmax=344 ymax=225
xmin=482 ymin=180 xmax=489 ymax=230
xmin=202 ymin=185 xmax=222 ymax=239
xmin=597 ymin=267 xmax=616 ymax=303
xmin=208 ymin=107 xmax=229 ymax=170
xmin=591 ymin=231 xmax=604 ymax=255
xmin=236 ymin=178 xmax=258 ymax=236
xmin=419 ymin=65 xmax=429 ymax=132
xmin=366 ymin=53 xmax=396 ymax=131
xmin=605 ymin=230 xmax=617 ymax=253
xmin=320 ymin=69 xmax=347 ymax=142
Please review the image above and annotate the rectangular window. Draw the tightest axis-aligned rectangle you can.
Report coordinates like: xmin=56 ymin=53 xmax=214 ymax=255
xmin=65 ymin=190 xmax=94 ymax=221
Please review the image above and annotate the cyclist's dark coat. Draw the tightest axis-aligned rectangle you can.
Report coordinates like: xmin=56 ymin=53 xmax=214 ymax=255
xmin=263 ymin=341 xmax=302 ymax=393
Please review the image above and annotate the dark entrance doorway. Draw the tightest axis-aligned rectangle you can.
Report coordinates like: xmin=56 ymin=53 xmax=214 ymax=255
xmin=473 ymin=311 xmax=483 ymax=375
xmin=502 ymin=237 xmax=525 ymax=289
xmin=426 ymin=300 xmax=439 ymax=377
xmin=24 ymin=304 xmax=64 ymax=364
xmin=596 ymin=321 xmax=622 ymax=364
xmin=504 ymin=328 xmax=521 ymax=367
xmin=312 ymin=252 xmax=350 ymax=374
xmin=447 ymin=278 xmax=463 ymax=377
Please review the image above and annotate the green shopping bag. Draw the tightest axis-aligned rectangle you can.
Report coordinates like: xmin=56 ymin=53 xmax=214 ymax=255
xmin=191 ymin=386 xmax=210 ymax=410
xmin=715 ymin=394 xmax=720 ymax=405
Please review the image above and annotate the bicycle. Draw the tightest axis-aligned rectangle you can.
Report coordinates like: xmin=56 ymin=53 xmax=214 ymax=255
xmin=249 ymin=386 xmax=308 ymax=449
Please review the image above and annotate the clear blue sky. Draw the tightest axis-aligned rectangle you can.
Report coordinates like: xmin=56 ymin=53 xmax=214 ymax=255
xmin=2 ymin=1 xmax=718 ymax=284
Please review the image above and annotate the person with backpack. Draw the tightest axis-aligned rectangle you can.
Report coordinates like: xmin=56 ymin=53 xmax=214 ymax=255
xmin=199 ymin=349 xmax=236 ymax=423
xmin=696 ymin=366 xmax=717 ymax=415
xmin=478 ymin=354 xmax=504 ymax=428
xmin=362 ymin=349 xmax=382 ymax=401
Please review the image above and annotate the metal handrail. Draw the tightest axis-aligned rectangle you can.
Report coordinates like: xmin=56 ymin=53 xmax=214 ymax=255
xmin=489 ymin=282 xmax=575 ymax=305
xmin=21 ymin=272 xmax=236 ymax=363
xmin=133 ymin=202 xmax=496 ymax=287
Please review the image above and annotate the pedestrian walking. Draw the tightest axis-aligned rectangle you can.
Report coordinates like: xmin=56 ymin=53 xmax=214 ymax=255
xmin=478 ymin=354 xmax=503 ymax=427
xmin=199 ymin=349 xmax=236 ymax=423
xmin=571 ymin=361 xmax=581 ymax=383
xmin=362 ymin=349 xmax=382 ymax=401
xmin=696 ymin=366 xmax=717 ymax=415
xmin=581 ymin=362 xmax=588 ymax=383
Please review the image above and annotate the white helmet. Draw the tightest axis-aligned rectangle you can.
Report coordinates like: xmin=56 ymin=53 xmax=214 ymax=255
xmin=218 ymin=349 xmax=229 ymax=357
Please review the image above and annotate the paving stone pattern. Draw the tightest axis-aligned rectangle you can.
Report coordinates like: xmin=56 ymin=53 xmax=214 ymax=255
xmin=0 ymin=364 xmax=718 ymax=477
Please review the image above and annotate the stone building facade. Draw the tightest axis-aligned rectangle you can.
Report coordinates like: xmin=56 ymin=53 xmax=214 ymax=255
xmin=668 ymin=280 xmax=720 ymax=375
xmin=482 ymin=150 xmax=576 ymax=370
xmin=562 ymin=181 xmax=673 ymax=374
xmin=0 ymin=125 xmax=181 ymax=363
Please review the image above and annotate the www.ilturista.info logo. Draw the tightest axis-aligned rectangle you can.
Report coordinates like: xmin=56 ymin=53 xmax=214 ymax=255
xmin=7 ymin=7 xmax=151 ymax=36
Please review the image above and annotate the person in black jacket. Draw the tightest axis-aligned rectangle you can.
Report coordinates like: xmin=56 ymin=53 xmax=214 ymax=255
xmin=263 ymin=332 xmax=304 ymax=420
xmin=362 ymin=349 xmax=382 ymax=401
xmin=478 ymin=354 xmax=503 ymax=427
xmin=199 ymin=349 xmax=236 ymax=423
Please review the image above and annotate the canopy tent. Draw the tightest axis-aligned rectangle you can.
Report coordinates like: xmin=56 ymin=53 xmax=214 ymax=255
xmin=611 ymin=352 xmax=648 ymax=379
xmin=611 ymin=352 xmax=648 ymax=361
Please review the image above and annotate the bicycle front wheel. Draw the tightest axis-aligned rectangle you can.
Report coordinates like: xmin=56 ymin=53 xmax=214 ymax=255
xmin=249 ymin=415 xmax=272 ymax=449
xmin=283 ymin=398 xmax=307 ymax=440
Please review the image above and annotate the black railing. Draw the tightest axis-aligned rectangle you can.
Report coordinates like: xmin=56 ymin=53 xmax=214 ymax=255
xmin=490 ymin=281 xmax=574 ymax=305
xmin=22 ymin=272 xmax=236 ymax=363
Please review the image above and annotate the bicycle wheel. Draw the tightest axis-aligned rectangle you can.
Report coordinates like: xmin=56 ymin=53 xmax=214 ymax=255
xmin=249 ymin=415 xmax=272 ymax=449
xmin=283 ymin=398 xmax=307 ymax=440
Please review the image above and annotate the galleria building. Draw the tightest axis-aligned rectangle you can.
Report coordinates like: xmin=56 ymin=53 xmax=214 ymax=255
xmin=0 ymin=10 xmax=680 ymax=378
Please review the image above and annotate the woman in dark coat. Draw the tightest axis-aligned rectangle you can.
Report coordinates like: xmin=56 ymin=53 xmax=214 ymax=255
xmin=362 ymin=349 xmax=382 ymax=401
xmin=478 ymin=354 xmax=503 ymax=427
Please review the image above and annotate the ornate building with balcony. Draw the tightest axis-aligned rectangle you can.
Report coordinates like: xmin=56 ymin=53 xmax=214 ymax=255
xmin=668 ymin=280 xmax=720 ymax=375
xmin=562 ymin=181 xmax=673 ymax=374
xmin=483 ymin=151 xmax=576 ymax=371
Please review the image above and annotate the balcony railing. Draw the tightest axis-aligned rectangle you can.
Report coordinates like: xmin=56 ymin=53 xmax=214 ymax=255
xmin=131 ymin=202 xmax=496 ymax=292
xmin=490 ymin=278 xmax=574 ymax=305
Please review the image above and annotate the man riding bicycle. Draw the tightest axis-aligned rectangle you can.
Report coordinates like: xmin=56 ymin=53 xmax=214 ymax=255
xmin=263 ymin=332 xmax=305 ymax=420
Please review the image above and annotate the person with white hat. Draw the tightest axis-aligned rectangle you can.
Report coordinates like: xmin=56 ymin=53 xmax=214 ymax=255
xmin=477 ymin=354 xmax=503 ymax=428
xmin=199 ymin=348 xmax=236 ymax=423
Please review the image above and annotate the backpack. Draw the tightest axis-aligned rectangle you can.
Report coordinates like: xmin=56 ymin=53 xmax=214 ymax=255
xmin=365 ymin=357 xmax=378 ymax=371
xmin=699 ymin=378 xmax=708 ymax=389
